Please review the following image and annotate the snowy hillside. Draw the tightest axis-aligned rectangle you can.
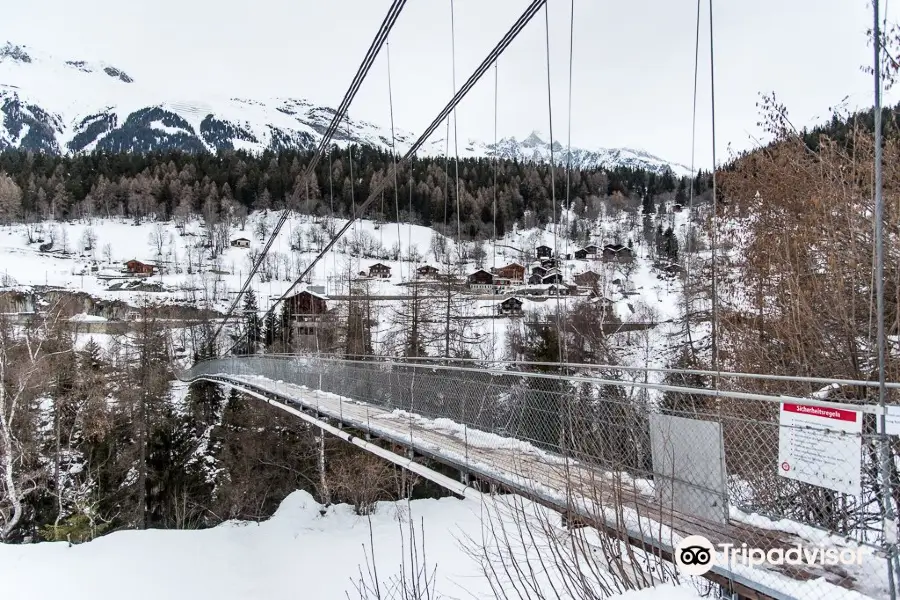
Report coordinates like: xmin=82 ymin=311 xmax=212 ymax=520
xmin=0 ymin=199 xmax=695 ymax=385
xmin=0 ymin=42 xmax=691 ymax=176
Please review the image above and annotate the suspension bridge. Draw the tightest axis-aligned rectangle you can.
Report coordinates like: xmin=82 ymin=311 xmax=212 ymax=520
xmin=178 ymin=355 xmax=893 ymax=600
xmin=178 ymin=1 xmax=900 ymax=599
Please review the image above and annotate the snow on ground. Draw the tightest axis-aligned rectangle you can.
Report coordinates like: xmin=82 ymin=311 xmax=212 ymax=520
xmin=0 ymin=490 xmax=703 ymax=600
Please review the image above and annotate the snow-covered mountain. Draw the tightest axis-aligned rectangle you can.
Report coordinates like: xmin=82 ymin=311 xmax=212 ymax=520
xmin=0 ymin=42 xmax=691 ymax=176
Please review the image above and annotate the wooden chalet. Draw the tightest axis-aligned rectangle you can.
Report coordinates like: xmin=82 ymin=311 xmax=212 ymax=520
xmin=497 ymin=297 xmax=524 ymax=315
xmin=493 ymin=277 xmax=514 ymax=291
xmin=284 ymin=289 xmax=328 ymax=318
xmin=467 ymin=269 xmax=494 ymax=291
xmin=531 ymin=265 xmax=548 ymax=277
xmin=536 ymin=245 xmax=553 ymax=259
xmin=416 ymin=265 xmax=440 ymax=279
xmin=540 ymin=258 xmax=558 ymax=269
xmin=583 ymin=244 xmax=599 ymax=256
xmin=369 ymin=263 xmax=392 ymax=278
xmin=574 ymin=248 xmax=588 ymax=260
xmin=573 ymin=270 xmax=602 ymax=287
xmin=284 ymin=289 xmax=329 ymax=336
xmin=602 ymin=244 xmax=634 ymax=262
xmin=124 ymin=259 xmax=155 ymax=275
xmin=231 ymin=237 xmax=251 ymax=248
xmin=542 ymin=272 xmax=564 ymax=285
xmin=496 ymin=262 xmax=525 ymax=281
xmin=528 ymin=272 xmax=545 ymax=285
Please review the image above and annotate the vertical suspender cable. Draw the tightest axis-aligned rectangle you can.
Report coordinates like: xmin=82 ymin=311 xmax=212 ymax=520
xmin=348 ymin=120 xmax=357 ymax=240
xmin=708 ymin=0 xmax=720 ymax=381
xmin=443 ymin=117 xmax=453 ymax=359
xmin=543 ymin=2 xmax=563 ymax=366
xmin=329 ymin=147 xmax=335 ymax=294
xmin=386 ymin=39 xmax=404 ymax=280
xmin=684 ymin=0 xmax=702 ymax=353
xmin=450 ymin=0 xmax=462 ymax=248
xmin=873 ymin=2 xmax=899 ymax=596
xmin=562 ymin=0 xmax=574 ymax=365
xmin=491 ymin=61 xmax=499 ymax=362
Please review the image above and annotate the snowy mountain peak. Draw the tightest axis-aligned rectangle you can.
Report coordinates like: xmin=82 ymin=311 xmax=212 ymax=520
xmin=0 ymin=42 xmax=691 ymax=176
xmin=523 ymin=130 xmax=545 ymax=147
xmin=1 ymin=41 xmax=134 ymax=84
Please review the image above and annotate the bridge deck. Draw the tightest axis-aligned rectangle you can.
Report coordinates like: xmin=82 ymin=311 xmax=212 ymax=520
xmin=201 ymin=373 xmax=880 ymax=600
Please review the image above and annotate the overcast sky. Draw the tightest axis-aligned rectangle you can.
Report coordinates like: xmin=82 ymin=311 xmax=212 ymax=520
xmin=2 ymin=0 xmax=892 ymax=167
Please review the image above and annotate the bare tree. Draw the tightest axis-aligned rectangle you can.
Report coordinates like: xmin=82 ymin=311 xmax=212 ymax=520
xmin=0 ymin=309 xmax=70 ymax=540
xmin=59 ymin=227 xmax=70 ymax=254
xmin=80 ymin=227 xmax=98 ymax=254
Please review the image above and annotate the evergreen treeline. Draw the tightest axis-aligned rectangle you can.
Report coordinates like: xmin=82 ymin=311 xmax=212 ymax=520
xmin=0 ymin=147 xmax=712 ymax=238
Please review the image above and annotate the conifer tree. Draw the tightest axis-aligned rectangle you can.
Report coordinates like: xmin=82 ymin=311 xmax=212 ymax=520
xmin=242 ymin=290 xmax=262 ymax=355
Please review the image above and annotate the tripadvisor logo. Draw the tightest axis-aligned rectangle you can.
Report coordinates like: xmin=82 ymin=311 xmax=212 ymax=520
xmin=675 ymin=536 xmax=716 ymax=575
xmin=674 ymin=535 xmax=869 ymax=576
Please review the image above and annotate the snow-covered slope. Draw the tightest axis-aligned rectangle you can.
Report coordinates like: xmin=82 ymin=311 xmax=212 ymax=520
xmin=0 ymin=489 xmax=702 ymax=600
xmin=0 ymin=42 xmax=691 ymax=176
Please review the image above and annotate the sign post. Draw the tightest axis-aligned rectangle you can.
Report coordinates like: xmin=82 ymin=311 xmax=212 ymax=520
xmin=777 ymin=403 xmax=862 ymax=497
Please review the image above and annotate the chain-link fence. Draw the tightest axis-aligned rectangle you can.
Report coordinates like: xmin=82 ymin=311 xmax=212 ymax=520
xmin=180 ymin=355 xmax=897 ymax=600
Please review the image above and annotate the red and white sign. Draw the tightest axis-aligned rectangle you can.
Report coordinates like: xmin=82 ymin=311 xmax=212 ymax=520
xmin=777 ymin=402 xmax=862 ymax=496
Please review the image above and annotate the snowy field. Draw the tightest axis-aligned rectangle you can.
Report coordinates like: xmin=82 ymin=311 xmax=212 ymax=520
xmin=0 ymin=490 xmax=703 ymax=600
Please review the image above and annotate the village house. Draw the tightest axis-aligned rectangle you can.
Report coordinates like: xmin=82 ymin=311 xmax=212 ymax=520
xmin=573 ymin=270 xmax=602 ymax=287
xmin=416 ymin=265 xmax=440 ymax=279
xmin=284 ymin=289 xmax=329 ymax=336
xmin=368 ymin=263 xmax=392 ymax=278
xmin=496 ymin=262 xmax=526 ymax=281
xmin=536 ymin=245 xmax=553 ymax=259
xmin=540 ymin=258 xmax=558 ymax=269
xmin=231 ymin=237 xmax=251 ymax=248
xmin=497 ymin=297 xmax=523 ymax=315
xmin=124 ymin=259 xmax=155 ymax=276
xmin=574 ymin=248 xmax=588 ymax=260
xmin=493 ymin=277 xmax=513 ymax=293
xmin=531 ymin=265 xmax=548 ymax=277
xmin=467 ymin=269 xmax=494 ymax=291
xmin=602 ymin=244 xmax=634 ymax=262
xmin=528 ymin=270 xmax=547 ymax=285
xmin=583 ymin=244 xmax=599 ymax=256
xmin=541 ymin=272 xmax=564 ymax=285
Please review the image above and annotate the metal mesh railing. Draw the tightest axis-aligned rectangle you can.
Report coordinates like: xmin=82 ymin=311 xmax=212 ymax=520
xmin=180 ymin=355 xmax=897 ymax=600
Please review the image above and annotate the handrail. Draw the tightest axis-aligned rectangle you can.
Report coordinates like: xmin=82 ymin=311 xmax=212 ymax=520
xmin=210 ymin=352 xmax=900 ymax=390
xmin=178 ymin=355 xmax=895 ymax=415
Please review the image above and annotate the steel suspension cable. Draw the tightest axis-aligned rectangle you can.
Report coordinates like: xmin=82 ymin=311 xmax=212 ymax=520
xmin=562 ymin=0 xmax=574 ymax=365
xmin=491 ymin=60 xmax=499 ymax=361
xmin=225 ymin=0 xmax=549 ymax=355
xmin=683 ymin=0 xmax=702 ymax=353
xmin=708 ymin=0 xmax=720 ymax=379
xmin=873 ymin=2 xmax=900 ymax=595
xmin=451 ymin=0 xmax=462 ymax=247
xmin=386 ymin=39 xmax=403 ymax=279
xmin=211 ymin=0 xmax=408 ymax=346
xmin=543 ymin=3 xmax=564 ymax=366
